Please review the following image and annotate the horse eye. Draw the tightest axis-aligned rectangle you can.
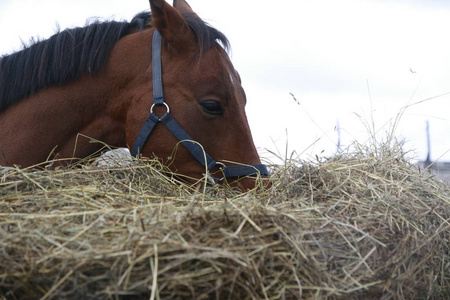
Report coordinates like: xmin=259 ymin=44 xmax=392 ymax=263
xmin=199 ymin=100 xmax=223 ymax=116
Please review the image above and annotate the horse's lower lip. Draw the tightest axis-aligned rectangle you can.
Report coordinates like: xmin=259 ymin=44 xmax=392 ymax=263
xmin=177 ymin=170 xmax=270 ymax=191
xmin=227 ymin=176 xmax=271 ymax=191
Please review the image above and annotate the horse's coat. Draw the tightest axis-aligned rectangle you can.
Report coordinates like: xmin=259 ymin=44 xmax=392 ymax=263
xmin=0 ymin=0 xmax=266 ymax=189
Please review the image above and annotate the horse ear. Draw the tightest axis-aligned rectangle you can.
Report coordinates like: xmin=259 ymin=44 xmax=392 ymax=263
xmin=173 ymin=0 xmax=199 ymax=18
xmin=149 ymin=0 xmax=195 ymax=50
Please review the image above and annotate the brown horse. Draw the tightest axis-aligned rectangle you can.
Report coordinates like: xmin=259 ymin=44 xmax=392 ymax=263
xmin=0 ymin=0 xmax=267 ymax=190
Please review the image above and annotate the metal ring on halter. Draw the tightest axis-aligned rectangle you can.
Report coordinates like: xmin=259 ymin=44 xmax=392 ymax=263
xmin=150 ymin=102 xmax=170 ymax=119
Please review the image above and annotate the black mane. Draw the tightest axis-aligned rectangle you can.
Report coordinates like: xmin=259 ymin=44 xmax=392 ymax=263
xmin=0 ymin=11 xmax=228 ymax=111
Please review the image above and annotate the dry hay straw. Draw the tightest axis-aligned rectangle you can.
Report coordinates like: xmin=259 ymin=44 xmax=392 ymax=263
xmin=0 ymin=143 xmax=449 ymax=300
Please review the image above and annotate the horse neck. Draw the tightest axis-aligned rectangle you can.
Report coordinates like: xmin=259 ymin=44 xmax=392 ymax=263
xmin=53 ymin=30 xmax=154 ymax=157
xmin=0 ymin=31 xmax=152 ymax=167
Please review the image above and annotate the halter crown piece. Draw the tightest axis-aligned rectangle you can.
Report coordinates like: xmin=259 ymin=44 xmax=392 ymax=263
xmin=131 ymin=30 xmax=269 ymax=182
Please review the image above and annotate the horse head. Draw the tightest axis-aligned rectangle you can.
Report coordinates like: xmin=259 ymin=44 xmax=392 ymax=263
xmin=125 ymin=0 xmax=267 ymax=190
xmin=0 ymin=0 xmax=267 ymax=191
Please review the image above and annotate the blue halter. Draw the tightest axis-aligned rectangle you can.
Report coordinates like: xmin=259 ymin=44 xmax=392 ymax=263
xmin=131 ymin=30 xmax=268 ymax=182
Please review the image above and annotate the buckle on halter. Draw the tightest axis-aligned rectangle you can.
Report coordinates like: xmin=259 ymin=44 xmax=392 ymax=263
xmin=202 ymin=162 xmax=226 ymax=184
xmin=150 ymin=102 xmax=170 ymax=120
xmin=214 ymin=162 xmax=226 ymax=182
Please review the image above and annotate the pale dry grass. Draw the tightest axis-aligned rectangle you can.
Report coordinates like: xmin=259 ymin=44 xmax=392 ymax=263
xmin=0 ymin=143 xmax=449 ymax=299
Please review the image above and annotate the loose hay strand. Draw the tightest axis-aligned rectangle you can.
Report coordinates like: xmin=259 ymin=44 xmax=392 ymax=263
xmin=41 ymin=269 xmax=74 ymax=300
xmin=149 ymin=243 xmax=159 ymax=300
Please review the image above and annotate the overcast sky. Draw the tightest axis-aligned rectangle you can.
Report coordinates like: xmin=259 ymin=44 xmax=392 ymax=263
xmin=1 ymin=0 xmax=450 ymax=163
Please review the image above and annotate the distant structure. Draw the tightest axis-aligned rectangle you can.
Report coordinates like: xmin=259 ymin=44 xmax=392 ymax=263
xmin=335 ymin=120 xmax=341 ymax=154
xmin=417 ymin=120 xmax=450 ymax=183
xmin=424 ymin=120 xmax=432 ymax=169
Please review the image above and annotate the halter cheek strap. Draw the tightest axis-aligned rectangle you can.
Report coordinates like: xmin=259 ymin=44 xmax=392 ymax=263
xmin=131 ymin=30 xmax=269 ymax=181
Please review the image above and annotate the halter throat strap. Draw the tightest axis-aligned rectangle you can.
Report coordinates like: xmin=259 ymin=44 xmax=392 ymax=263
xmin=131 ymin=30 xmax=268 ymax=181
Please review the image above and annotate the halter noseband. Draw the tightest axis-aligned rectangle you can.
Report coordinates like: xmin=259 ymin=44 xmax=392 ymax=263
xmin=131 ymin=30 xmax=268 ymax=182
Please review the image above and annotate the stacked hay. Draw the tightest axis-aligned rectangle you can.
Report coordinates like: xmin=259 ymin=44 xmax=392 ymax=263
xmin=0 ymin=144 xmax=449 ymax=299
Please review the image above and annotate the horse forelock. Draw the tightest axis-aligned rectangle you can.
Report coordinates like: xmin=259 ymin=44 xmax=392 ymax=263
xmin=0 ymin=11 xmax=228 ymax=112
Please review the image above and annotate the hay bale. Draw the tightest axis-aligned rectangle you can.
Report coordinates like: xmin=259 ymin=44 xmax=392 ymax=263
xmin=0 ymin=145 xmax=449 ymax=299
